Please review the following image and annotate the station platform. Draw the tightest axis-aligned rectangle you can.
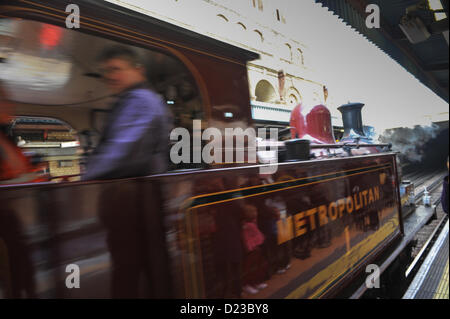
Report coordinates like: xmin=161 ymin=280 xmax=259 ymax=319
xmin=349 ymin=205 xmax=439 ymax=299
xmin=403 ymin=219 xmax=449 ymax=299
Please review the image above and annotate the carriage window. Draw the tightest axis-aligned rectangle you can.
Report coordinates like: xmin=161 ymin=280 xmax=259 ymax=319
xmin=0 ymin=18 xmax=204 ymax=173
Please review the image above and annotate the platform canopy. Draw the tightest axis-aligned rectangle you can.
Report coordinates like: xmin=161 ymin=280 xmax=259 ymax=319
xmin=315 ymin=0 xmax=449 ymax=103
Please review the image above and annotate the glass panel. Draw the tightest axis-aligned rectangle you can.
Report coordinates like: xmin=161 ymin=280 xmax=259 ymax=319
xmin=0 ymin=18 xmax=203 ymax=127
xmin=0 ymin=18 xmax=205 ymax=174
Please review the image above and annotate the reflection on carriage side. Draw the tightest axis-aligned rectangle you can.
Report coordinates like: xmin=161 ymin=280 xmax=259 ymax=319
xmin=0 ymin=18 xmax=209 ymax=180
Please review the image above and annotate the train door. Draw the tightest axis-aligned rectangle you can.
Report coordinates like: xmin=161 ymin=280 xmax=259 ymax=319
xmin=0 ymin=16 xmax=207 ymax=297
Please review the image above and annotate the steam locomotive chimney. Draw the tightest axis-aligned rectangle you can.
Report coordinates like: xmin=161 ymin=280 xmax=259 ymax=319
xmin=338 ymin=102 xmax=366 ymax=140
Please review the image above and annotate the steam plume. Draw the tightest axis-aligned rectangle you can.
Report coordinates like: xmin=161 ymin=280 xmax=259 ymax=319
xmin=378 ymin=124 xmax=440 ymax=163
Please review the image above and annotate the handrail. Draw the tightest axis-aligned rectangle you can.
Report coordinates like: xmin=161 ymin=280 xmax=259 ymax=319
xmin=309 ymin=143 xmax=392 ymax=149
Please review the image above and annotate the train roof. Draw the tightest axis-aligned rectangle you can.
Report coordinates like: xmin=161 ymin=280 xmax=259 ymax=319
xmin=1 ymin=0 xmax=260 ymax=64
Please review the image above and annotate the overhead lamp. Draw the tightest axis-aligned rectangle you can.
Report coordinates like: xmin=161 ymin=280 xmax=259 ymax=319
xmin=427 ymin=0 xmax=448 ymax=21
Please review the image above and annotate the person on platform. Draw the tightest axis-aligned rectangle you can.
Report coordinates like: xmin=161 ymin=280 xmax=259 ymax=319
xmin=0 ymin=81 xmax=36 ymax=184
xmin=0 ymin=81 xmax=37 ymax=297
xmin=241 ymin=204 xmax=269 ymax=295
xmin=82 ymin=45 xmax=170 ymax=180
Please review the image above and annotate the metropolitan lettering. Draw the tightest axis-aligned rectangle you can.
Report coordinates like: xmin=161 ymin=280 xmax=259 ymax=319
xmin=277 ymin=186 xmax=381 ymax=244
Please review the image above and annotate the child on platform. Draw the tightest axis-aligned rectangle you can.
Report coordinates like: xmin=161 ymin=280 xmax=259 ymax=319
xmin=241 ymin=204 xmax=269 ymax=295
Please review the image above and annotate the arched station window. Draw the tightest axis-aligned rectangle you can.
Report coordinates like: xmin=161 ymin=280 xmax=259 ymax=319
xmin=217 ymin=14 xmax=229 ymax=23
xmin=296 ymin=48 xmax=305 ymax=66
xmin=281 ymin=43 xmax=292 ymax=62
xmin=286 ymin=87 xmax=301 ymax=107
xmin=255 ymin=80 xmax=277 ymax=103
xmin=237 ymin=22 xmax=247 ymax=30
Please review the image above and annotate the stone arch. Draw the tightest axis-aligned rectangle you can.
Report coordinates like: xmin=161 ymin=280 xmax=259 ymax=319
xmin=296 ymin=48 xmax=304 ymax=66
xmin=217 ymin=14 xmax=229 ymax=22
xmin=253 ymin=29 xmax=263 ymax=42
xmin=255 ymin=80 xmax=277 ymax=103
xmin=282 ymin=43 xmax=292 ymax=62
xmin=236 ymin=22 xmax=247 ymax=30
xmin=286 ymin=87 xmax=301 ymax=107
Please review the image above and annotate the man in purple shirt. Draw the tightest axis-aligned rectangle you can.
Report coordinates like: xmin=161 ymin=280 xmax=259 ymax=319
xmin=82 ymin=46 xmax=170 ymax=180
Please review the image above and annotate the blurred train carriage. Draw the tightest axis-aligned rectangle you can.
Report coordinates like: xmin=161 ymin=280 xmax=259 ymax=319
xmin=0 ymin=0 xmax=409 ymax=299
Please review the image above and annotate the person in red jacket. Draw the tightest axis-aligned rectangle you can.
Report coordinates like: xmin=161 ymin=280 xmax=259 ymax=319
xmin=0 ymin=82 xmax=42 ymax=184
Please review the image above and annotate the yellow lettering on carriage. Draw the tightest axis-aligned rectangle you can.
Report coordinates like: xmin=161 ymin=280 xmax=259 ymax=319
xmin=276 ymin=185 xmax=385 ymax=245
xmin=362 ymin=190 xmax=368 ymax=206
xmin=346 ymin=196 xmax=354 ymax=213
xmin=294 ymin=212 xmax=307 ymax=237
xmin=338 ymin=199 xmax=346 ymax=218
xmin=318 ymin=205 xmax=328 ymax=226
xmin=368 ymin=188 xmax=375 ymax=204
xmin=277 ymin=216 xmax=294 ymax=244
xmin=306 ymin=208 xmax=318 ymax=230
xmin=374 ymin=186 xmax=380 ymax=201
xmin=328 ymin=202 xmax=338 ymax=220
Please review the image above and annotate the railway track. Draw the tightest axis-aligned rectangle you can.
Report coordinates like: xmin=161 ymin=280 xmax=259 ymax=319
xmin=363 ymin=168 xmax=448 ymax=299
xmin=403 ymin=169 xmax=446 ymax=205
xmin=402 ymin=168 xmax=447 ymax=257
xmin=400 ymin=168 xmax=448 ymax=296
